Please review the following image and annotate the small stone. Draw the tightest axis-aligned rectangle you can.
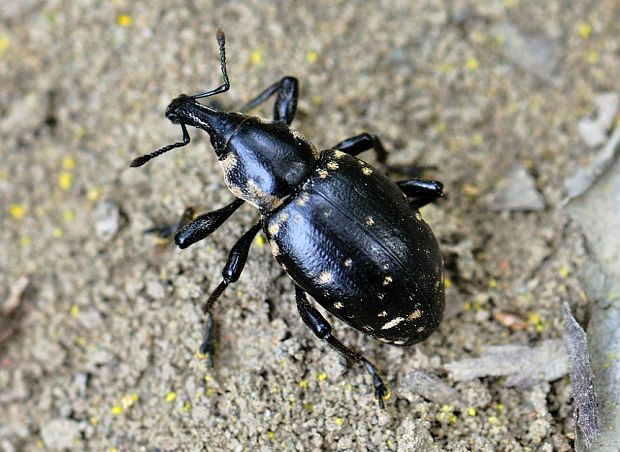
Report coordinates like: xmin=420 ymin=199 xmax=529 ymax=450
xmin=41 ymin=418 xmax=81 ymax=449
xmin=487 ymin=164 xmax=545 ymax=211
xmin=93 ymin=200 xmax=121 ymax=240
xmin=578 ymin=92 xmax=619 ymax=148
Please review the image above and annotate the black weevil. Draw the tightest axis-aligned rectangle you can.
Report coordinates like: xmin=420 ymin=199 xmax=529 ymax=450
xmin=131 ymin=30 xmax=445 ymax=408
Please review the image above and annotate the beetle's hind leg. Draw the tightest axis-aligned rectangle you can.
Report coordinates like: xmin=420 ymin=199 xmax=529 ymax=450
xmin=196 ymin=222 xmax=262 ymax=363
xmin=238 ymin=76 xmax=299 ymax=125
xmin=397 ymin=179 xmax=444 ymax=208
xmin=294 ymin=286 xmax=389 ymax=408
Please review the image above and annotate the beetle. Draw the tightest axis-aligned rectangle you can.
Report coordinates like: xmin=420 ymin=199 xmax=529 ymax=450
xmin=131 ymin=30 xmax=445 ymax=408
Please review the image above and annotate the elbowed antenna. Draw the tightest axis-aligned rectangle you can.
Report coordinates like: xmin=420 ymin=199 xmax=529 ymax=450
xmin=129 ymin=29 xmax=230 ymax=168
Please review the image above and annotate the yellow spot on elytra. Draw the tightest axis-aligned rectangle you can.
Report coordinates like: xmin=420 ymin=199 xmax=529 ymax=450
xmin=362 ymin=167 xmax=373 ymax=176
xmin=343 ymin=258 xmax=352 ymax=267
xmin=117 ymin=13 xmax=133 ymax=27
xmin=268 ymin=223 xmax=280 ymax=235
xmin=296 ymin=193 xmax=309 ymax=206
xmin=382 ymin=275 xmax=393 ymax=286
xmin=416 ymin=326 xmax=425 ymax=332
xmin=327 ymin=161 xmax=339 ymax=170
xmin=278 ymin=212 xmax=289 ymax=222
xmin=319 ymin=271 xmax=333 ymax=283
xmin=408 ymin=309 xmax=422 ymax=320
xmin=10 ymin=204 xmax=26 ymax=219
xmin=318 ymin=169 xmax=329 ymax=179
xmin=333 ymin=150 xmax=345 ymax=159
xmin=366 ymin=216 xmax=375 ymax=226
xmin=270 ymin=241 xmax=280 ymax=256
xmin=381 ymin=317 xmax=404 ymax=330
xmin=378 ymin=311 xmax=387 ymax=317
xmin=333 ymin=301 xmax=344 ymax=309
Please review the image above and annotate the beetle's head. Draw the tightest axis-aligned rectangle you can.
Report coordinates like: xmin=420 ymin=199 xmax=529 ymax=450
xmin=164 ymin=95 xmax=191 ymax=124
xmin=129 ymin=29 xmax=234 ymax=168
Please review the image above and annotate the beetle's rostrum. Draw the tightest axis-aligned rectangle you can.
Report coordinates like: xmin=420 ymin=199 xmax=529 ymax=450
xmin=131 ymin=30 xmax=445 ymax=409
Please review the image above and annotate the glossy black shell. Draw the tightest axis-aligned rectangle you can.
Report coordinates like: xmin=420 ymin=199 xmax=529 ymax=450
xmin=263 ymin=149 xmax=444 ymax=345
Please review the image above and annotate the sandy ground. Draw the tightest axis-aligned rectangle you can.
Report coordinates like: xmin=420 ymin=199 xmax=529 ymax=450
xmin=1 ymin=1 xmax=619 ymax=450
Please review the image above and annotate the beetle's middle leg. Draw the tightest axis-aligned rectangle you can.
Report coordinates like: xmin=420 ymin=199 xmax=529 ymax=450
xmin=238 ymin=76 xmax=299 ymax=125
xmin=397 ymin=179 xmax=444 ymax=208
xmin=333 ymin=133 xmax=387 ymax=163
xmin=294 ymin=286 xmax=389 ymax=408
xmin=197 ymin=222 xmax=262 ymax=359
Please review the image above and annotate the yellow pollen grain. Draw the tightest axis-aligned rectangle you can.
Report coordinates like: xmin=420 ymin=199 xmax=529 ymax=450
xmin=319 ymin=271 xmax=333 ymax=283
xmin=0 ymin=35 xmax=10 ymax=54
xmin=327 ymin=161 xmax=339 ymax=170
xmin=250 ymin=49 xmax=262 ymax=65
xmin=59 ymin=172 xmax=73 ymax=190
xmin=165 ymin=391 xmax=177 ymax=402
xmin=10 ymin=204 xmax=26 ymax=219
xmin=362 ymin=167 xmax=373 ymax=176
xmin=383 ymin=275 xmax=393 ymax=286
xmin=306 ymin=50 xmax=318 ymax=64
xmin=117 ymin=13 xmax=133 ymax=27
xmin=111 ymin=405 xmax=124 ymax=415
xmin=366 ymin=216 xmax=375 ymax=226
xmin=577 ymin=22 xmax=592 ymax=38
xmin=62 ymin=155 xmax=75 ymax=170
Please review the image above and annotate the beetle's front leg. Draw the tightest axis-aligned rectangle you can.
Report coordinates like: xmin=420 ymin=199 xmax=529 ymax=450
xmin=197 ymin=223 xmax=262 ymax=360
xmin=175 ymin=199 xmax=244 ymax=249
xmin=333 ymin=133 xmax=387 ymax=163
xmin=238 ymin=76 xmax=299 ymax=125
xmin=397 ymin=179 xmax=444 ymax=208
xmin=294 ymin=286 xmax=389 ymax=408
